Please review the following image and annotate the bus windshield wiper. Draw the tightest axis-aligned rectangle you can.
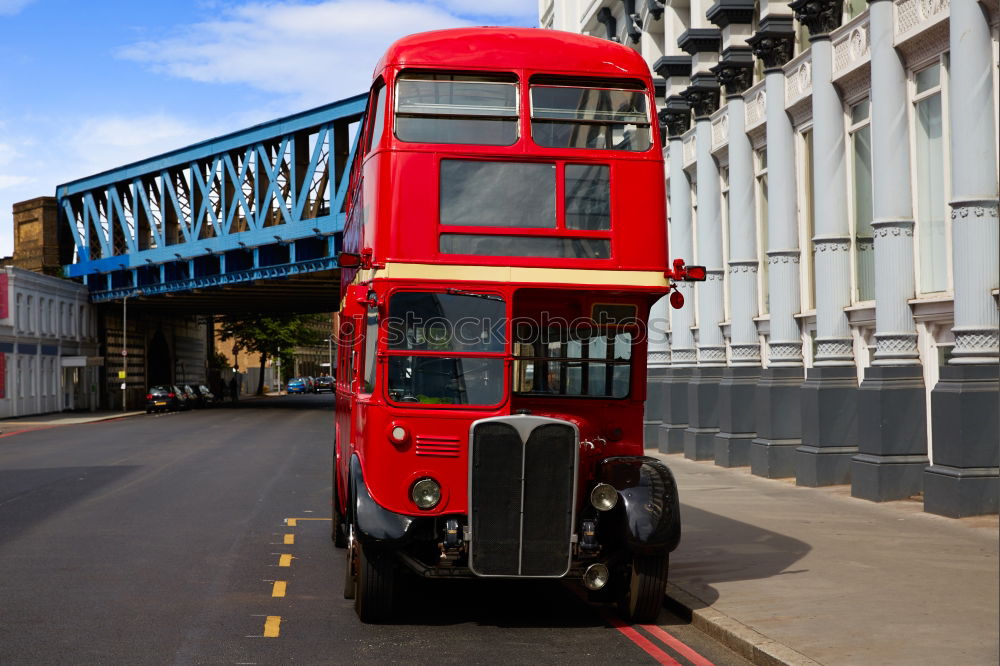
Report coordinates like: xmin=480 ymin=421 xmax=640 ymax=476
xmin=447 ymin=288 xmax=503 ymax=301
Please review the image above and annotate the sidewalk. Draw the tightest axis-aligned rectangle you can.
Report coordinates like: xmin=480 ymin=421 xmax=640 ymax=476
xmin=0 ymin=410 xmax=146 ymax=436
xmin=650 ymin=449 xmax=999 ymax=666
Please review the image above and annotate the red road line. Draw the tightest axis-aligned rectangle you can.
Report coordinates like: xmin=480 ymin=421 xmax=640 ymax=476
xmin=0 ymin=425 xmax=60 ymax=439
xmin=641 ymin=624 xmax=716 ymax=666
xmin=605 ymin=615 xmax=682 ymax=665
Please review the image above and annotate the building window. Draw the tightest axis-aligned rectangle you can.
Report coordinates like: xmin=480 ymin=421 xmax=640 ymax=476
xmin=26 ymin=295 xmax=33 ymax=333
xmin=844 ymin=0 xmax=867 ymax=19
xmin=755 ymin=149 xmax=769 ymax=315
xmin=849 ymin=99 xmax=875 ymax=302
xmin=912 ymin=61 xmax=949 ymax=294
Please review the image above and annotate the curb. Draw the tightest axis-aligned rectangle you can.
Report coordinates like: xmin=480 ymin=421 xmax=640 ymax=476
xmin=664 ymin=583 xmax=823 ymax=666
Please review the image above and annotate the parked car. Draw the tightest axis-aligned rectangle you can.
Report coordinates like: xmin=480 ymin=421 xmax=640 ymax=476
xmin=197 ymin=384 xmax=217 ymax=406
xmin=146 ymin=385 xmax=183 ymax=413
xmin=315 ymin=375 xmax=334 ymax=392
xmin=185 ymin=384 xmax=216 ymax=408
xmin=287 ymin=377 xmax=307 ymax=394
xmin=174 ymin=385 xmax=195 ymax=409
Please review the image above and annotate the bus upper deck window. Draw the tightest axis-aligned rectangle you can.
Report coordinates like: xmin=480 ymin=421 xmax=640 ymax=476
xmin=395 ymin=72 xmax=518 ymax=146
xmin=530 ymin=77 xmax=651 ymax=152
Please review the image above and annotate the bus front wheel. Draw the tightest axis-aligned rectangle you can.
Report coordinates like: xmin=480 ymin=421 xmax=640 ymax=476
xmin=619 ymin=554 xmax=668 ymax=624
xmin=354 ymin=542 xmax=396 ymax=623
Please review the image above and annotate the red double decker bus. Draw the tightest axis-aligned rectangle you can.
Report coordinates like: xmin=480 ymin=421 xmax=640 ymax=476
xmin=334 ymin=27 xmax=703 ymax=623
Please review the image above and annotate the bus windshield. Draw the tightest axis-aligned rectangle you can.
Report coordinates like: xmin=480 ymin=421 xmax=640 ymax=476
xmin=385 ymin=291 xmax=506 ymax=406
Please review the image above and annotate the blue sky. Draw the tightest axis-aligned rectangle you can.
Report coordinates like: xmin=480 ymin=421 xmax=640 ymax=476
xmin=0 ymin=0 xmax=538 ymax=257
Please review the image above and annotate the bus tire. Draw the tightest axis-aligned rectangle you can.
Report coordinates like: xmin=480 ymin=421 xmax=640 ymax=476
xmin=618 ymin=554 xmax=668 ymax=624
xmin=343 ymin=534 xmax=356 ymax=600
xmin=354 ymin=543 xmax=395 ymax=623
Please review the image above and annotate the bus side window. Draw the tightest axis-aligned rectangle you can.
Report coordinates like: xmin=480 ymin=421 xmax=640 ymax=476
xmin=362 ymin=306 xmax=378 ymax=393
xmin=365 ymin=79 xmax=387 ymax=155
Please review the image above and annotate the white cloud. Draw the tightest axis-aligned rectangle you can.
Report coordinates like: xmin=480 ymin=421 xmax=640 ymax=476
xmin=0 ymin=114 xmax=222 ymax=257
xmin=64 ymin=113 xmax=224 ymax=177
xmin=118 ymin=1 xmax=489 ymax=107
xmin=0 ymin=0 xmax=36 ymax=15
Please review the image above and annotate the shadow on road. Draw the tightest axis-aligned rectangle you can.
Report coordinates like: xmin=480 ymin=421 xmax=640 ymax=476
xmin=387 ymin=575 xmax=608 ymax=628
xmin=217 ymin=394 xmax=335 ymax=411
xmin=667 ymin=504 xmax=812 ymax=607
xmin=0 ymin=466 xmax=139 ymax=546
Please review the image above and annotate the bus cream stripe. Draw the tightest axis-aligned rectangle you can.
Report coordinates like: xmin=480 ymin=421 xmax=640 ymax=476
xmin=381 ymin=263 xmax=668 ymax=287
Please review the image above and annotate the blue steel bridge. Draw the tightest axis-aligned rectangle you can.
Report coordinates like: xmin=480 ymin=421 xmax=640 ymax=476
xmin=57 ymin=93 xmax=367 ymax=314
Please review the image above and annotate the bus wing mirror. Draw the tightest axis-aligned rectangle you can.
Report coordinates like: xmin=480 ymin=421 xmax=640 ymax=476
xmin=337 ymin=252 xmax=361 ymax=268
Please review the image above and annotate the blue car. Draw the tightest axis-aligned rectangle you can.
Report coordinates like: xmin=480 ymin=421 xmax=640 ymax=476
xmin=286 ymin=377 xmax=307 ymax=394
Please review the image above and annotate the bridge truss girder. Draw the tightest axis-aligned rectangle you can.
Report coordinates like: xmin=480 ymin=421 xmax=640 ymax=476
xmin=57 ymin=93 xmax=367 ymax=305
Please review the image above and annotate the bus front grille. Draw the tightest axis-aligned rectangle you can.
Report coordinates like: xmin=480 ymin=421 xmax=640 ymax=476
xmin=468 ymin=416 xmax=577 ymax=577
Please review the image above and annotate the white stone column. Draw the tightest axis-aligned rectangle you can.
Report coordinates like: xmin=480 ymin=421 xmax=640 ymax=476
xmin=711 ymin=44 xmax=761 ymax=469
xmin=868 ymin=0 xmax=919 ymax=365
xmin=924 ymin=0 xmax=1000 ymax=518
xmin=693 ymin=114 xmax=726 ymax=365
xmin=851 ymin=0 xmax=927 ymax=503
xmin=790 ymin=0 xmax=858 ymax=488
xmin=762 ymin=63 xmax=801 ymax=366
xmin=947 ymin=0 xmax=1000 ymax=364
xmin=807 ymin=36 xmax=852 ymax=365
xmin=724 ymin=93 xmax=760 ymax=364
xmin=667 ymin=137 xmax=697 ymax=364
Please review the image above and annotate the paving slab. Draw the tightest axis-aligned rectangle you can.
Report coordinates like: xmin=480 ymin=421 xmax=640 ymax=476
xmin=653 ymin=451 xmax=999 ymax=666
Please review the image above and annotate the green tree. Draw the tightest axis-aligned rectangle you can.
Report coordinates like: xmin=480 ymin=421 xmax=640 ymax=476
xmin=217 ymin=313 xmax=326 ymax=395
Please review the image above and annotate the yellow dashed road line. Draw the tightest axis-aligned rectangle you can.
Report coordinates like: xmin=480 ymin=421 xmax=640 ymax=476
xmin=272 ymin=581 xmax=287 ymax=597
xmin=263 ymin=615 xmax=281 ymax=637
xmin=278 ymin=553 xmax=293 ymax=567
xmin=284 ymin=534 xmax=295 ymax=544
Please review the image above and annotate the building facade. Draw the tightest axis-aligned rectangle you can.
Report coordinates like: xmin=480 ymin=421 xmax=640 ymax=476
xmin=0 ymin=265 xmax=101 ymax=417
xmin=539 ymin=0 xmax=999 ymax=516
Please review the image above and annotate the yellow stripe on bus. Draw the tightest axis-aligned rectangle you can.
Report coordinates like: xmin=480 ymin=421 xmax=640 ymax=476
xmin=381 ymin=262 xmax=669 ymax=287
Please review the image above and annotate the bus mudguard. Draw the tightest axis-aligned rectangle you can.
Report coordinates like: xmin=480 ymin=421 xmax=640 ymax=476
xmin=350 ymin=455 xmax=414 ymax=546
xmin=597 ymin=456 xmax=681 ymax=554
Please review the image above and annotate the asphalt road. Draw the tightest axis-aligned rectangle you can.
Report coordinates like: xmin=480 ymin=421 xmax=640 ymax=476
xmin=0 ymin=394 xmax=751 ymax=666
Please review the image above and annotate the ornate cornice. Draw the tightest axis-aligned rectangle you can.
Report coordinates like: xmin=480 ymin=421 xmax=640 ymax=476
xmin=677 ymin=28 xmax=722 ymax=56
xmin=597 ymin=7 xmax=619 ymax=42
xmin=681 ymin=74 xmax=721 ymax=119
xmin=706 ymin=0 xmax=756 ymax=29
xmin=653 ymin=55 xmax=692 ymax=81
xmin=622 ymin=0 xmax=641 ymax=44
xmin=661 ymin=96 xmax=692 ymax=137
xmin=789 ymin=0 xmax=843 ymax=38
xmin=711 ymin=48 xmax=755 ymax=96
xmin=748 ymin=17 xmax=796 ymax=70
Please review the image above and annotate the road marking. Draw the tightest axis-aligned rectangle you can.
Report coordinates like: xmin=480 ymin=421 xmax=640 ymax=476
xmin=278 ymin=554 xmax=293 ymax=567
xmin=286 ymin=518 xmax=297 ymax=527
xmin=263 ymin=616 xmax=281 ymax=638
xmin=284 ymin=534 xmax=295 ymax=545
xmin=605 ymin=614 xmax=682 ymax=665
xmin=640 ymin=624 xmax=715 ymax=666
xmin=272 ymin=581 xmax=287 ymax=597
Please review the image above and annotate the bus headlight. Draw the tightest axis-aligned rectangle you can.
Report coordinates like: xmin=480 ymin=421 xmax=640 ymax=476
xmin=411 ymin=477 xmax=441 ymax=510
xmin=590 ymin=483 xmax=618 ymax=511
